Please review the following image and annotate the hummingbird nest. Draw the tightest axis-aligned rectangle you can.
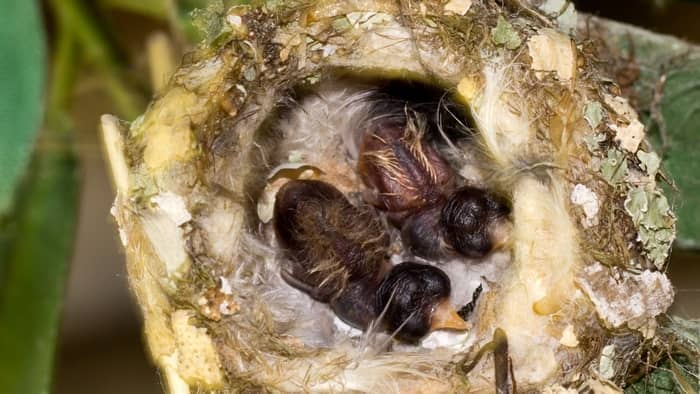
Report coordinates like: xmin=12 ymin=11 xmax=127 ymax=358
xmin=102 ymin=0 xmax=679 ymax=392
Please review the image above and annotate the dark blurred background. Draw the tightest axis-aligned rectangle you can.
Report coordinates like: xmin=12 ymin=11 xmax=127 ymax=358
xmin=49 ymin=1 xmax=700 ymax=393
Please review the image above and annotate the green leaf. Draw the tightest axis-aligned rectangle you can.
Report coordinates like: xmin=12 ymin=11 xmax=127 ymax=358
xmin=625 ymin=359 xmax=684 ymax=394
xmin=0 ymin=1 xmax=46 ymax=216
xmin=0 ymin=141 xmax=80 ymax=394
xmin=625 ymin=317 xmax=700 ymax=393
xmin=658 ymin=61 xmax=700 ymax=249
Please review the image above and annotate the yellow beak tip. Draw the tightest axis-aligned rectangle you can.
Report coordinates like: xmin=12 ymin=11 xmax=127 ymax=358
xmin=430 ymin=302 xmax=470 ymax=331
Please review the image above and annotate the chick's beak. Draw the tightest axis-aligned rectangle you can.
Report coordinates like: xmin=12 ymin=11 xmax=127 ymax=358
xmin=430 ymin=300 xmax=469 ymax=331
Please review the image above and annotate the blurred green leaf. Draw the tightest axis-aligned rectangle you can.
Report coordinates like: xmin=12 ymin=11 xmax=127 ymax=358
xmin=0 ymin=1 xmax=46 ymax=216
xmin=625 ymin=357 xmax=696 ymax=394
xmin=0 ymin=140 xmax=79 ymax=394
xmin=51 ymin=0 xmax=144 ymax=120
xmin=100 ymin=0 xmax=170 ymax=19
xmin=658 ymin=61 xmax=700 ymax=249
xmin=596 ymin=17 xmax=700 ymax=249
xmin=625 ymin=317 xmax=700 ymax=393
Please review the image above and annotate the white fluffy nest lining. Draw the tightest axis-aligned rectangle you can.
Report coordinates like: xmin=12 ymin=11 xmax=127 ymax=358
xmin=102 ymin=1 xmax=677 ymax=392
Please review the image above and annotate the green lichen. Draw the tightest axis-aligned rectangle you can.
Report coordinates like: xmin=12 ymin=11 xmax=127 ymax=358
xmin=624 ymin=187 xmax=648 ymax=226
xmin=243 ymin=67 xmax=257 ymax=81
xmin=625 ymin=186 xmax=675 ymax=269
xmin=600 ymin=149 xmax=629 ymax=186
xmin=287 ymin=150 xmax=302 ymax=162
xmin=264 ymin=0 xmax=282 ymax=10
xmin=538 ymin=0 xmax=578 ymax=34
xmin=491 ymin=16 xmax=521 ymax=50
xmin=637 ymin=150 xmax=661 ymax=179
xmin=638 ymin=226 xmax=674 ymax=269
xmin=331 ymin=16 xmax=351 ymax=32
xmin=191 ymin=0 xmax=230 ymax=45
xmin=584 ymin=133 xmax=606 ymax=153
xmin=584 ymin=101 xmax=604 ymax=129
xmin=642 ymin=193 xmax=671 ymax=230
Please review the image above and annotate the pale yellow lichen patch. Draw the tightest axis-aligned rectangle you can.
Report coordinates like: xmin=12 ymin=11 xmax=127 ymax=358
xmin=603 ymin=94 xmax=645 ymax=153
xmin=143 ymin=304 xmax=177 ymax=359
xmin=559 ymin=324 xmax=579 ymax=347
xmin=444 ymin=0 xmax=472 ymax=16
xmin=162 ymin=353 xmax=191 ymax=394
xmin=610 ymin=121 xmax=644 ymax=153
xmin=603 ymin=93 xmax=637 ymax=120
xmin=456 ymin=75 xmax=481 ymax=104
xmin=308 ymin=0 xmax=400 ymax=21
xmin=527 ymin=28 xmax=576 ymax=81
xmin=172 ymin=310 xmax=224 ymax=388
xmin=143 ymin=123 xmax=196 ymax=171
xmin=138 ymin=87 xmax=205 ymax=171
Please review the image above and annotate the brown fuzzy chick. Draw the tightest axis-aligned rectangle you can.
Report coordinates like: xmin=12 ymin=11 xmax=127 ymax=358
xmin=357 ymin=115 xmax=510 ymax=260
xmin=357 ymin=115 xmax=454 ymax=226
xmin=402 ymin=186 xmax=511 ymax=260
xmin=274 ymin=179 xmax=467 ymax=342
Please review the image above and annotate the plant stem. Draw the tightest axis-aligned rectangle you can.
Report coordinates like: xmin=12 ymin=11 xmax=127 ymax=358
xmin=49 ymin=0 xmax=144 ymax=119
xmin=46 ymin=24 xmax=77 ymax=135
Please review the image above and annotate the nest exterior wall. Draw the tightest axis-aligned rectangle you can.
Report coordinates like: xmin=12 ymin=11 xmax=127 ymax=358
xmin=103 ymin=1 xmax=676 ymax=392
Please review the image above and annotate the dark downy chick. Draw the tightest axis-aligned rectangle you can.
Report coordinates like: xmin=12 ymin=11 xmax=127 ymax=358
xmin=441 ymin=186 xmax=511 ymax=259
xmin=403 ymin=186 xmax=511 ymax=260
xmin=274 ymin=179 xmax=467 ymax=342
xmin=357 ymin=114 xmax=453 ymax=225
xmin=357 ymin=112 xmax=511 ymax=260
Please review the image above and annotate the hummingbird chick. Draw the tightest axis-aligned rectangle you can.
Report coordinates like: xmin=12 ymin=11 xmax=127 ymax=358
xmin=357 ymin=112 xmax=511 ymax=260
xmin=357 ymin=114 xmax=454 ymax=225
xmin=274 ymin=179 xmax=467 ymax=342
xmin=401 ymin=186 xmax=511 ymax=260
xmin=441 ymin=186 xmax=511 ymax=259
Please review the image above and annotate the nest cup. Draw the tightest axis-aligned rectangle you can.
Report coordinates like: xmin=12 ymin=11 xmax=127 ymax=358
xmin=102 ymin=1 xmax=678 ymax=392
